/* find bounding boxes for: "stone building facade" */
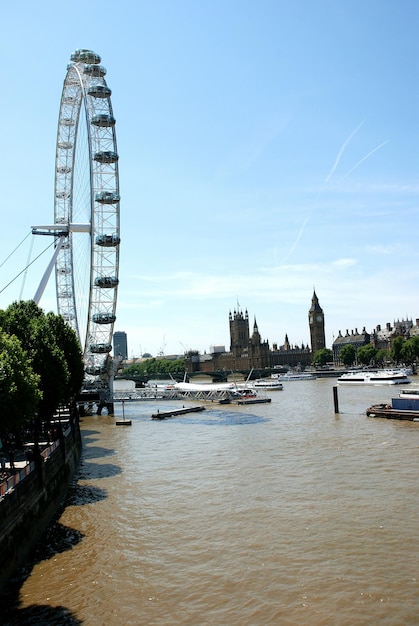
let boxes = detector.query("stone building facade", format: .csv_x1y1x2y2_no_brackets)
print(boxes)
308,290,326,353
332,328,371,365
332,317,419,365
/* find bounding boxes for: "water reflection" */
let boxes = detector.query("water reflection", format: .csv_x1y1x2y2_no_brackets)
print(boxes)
2,604,82,625
175,409,270,426
0,428,115,622
66,483,108,507
0,511,84,623
79,461,121,480
31,520,84,561
81,445,116,459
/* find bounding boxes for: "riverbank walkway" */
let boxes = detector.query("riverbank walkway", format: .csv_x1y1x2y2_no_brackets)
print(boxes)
0,433,68,499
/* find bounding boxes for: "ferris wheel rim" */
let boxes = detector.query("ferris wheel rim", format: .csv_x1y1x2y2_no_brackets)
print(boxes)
54,49,120,377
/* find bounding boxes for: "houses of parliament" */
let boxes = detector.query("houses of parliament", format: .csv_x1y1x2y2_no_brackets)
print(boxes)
184,291,325,374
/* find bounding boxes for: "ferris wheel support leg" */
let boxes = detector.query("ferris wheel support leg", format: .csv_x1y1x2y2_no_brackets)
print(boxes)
33,236,66,305
102,357,123,415
97,387,115,416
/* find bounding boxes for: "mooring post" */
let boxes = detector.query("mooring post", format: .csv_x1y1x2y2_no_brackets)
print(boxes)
333,386,339,413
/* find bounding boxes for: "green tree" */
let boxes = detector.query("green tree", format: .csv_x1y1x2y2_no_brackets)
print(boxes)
375,349,389,366
401,336,419,365
339,344,356,367
121,363,144,378
312,348,333,367
123,358,185,378
0,301,83,419
357,344,378,366
45,311,84,400
390,336,404,364
0,331,41,434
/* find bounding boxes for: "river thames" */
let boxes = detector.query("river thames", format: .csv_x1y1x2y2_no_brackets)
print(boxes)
3,377,419,625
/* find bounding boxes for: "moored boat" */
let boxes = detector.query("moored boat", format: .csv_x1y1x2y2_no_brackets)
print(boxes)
366,389,419,421
398,387,419,399
253,378,283,390
235,396,272,405
172,380,263,403
338,369,411,385
271,372,316,382
230,386,272,404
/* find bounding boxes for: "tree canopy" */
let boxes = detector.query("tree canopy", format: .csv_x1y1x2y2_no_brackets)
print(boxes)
123,358,185,378
312,348,333,367
375,349,389,365
0,331,41,434
356,344,378,366
0,300,84,429
400,336,419,365
45,311,84,400
390,336,404,364
339,344,356,367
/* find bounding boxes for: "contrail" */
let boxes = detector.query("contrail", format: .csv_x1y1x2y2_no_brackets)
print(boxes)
325,119,366,183
280,212,312,264
279,121,386,265
280,120,366,261
337,139,389,183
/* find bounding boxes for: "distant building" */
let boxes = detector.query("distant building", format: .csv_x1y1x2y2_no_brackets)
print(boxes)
308,290,326,353
210,345,226,354
184,296,317,374
229,308,250,355
372,323,394,351
408,319,419,338
113,331,128,359
332,317,418,365
269,338,311,369
181,292,419,374
332,328,370,365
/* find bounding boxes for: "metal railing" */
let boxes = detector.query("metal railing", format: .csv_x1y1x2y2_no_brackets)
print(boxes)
0,423,72,499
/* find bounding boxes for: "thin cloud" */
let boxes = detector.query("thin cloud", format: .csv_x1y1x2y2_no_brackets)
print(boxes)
331,258,357,268
365,243,398,255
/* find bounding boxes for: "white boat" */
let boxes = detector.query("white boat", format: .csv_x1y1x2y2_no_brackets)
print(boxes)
253,378,283,390
172,380,256,401
388,367,413,376
271,372,316,382
174,380,236,394
338,370,411,385
398,387,419,399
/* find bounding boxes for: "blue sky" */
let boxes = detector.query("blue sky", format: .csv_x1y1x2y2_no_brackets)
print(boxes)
0,0,418,357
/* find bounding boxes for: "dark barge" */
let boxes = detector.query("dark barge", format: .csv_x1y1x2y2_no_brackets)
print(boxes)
235,397,272,405
366,389,419,421
366,404,419,421
152,406,206,420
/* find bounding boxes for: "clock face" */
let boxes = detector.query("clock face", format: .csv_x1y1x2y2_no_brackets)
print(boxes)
316,315,323,322
309,316,314,323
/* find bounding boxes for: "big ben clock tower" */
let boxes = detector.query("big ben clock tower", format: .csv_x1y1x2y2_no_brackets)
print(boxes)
309,290,326,353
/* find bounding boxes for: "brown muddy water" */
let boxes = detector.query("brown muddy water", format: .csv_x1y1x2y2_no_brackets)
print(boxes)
2,378,419,625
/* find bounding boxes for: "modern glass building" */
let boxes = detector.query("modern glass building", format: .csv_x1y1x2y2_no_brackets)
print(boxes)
113,331,128,359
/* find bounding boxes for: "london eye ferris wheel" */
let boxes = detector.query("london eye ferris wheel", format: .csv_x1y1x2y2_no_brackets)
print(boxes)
34,49,120,380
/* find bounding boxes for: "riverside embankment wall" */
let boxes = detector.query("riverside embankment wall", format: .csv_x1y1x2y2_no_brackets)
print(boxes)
0,421,82,590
